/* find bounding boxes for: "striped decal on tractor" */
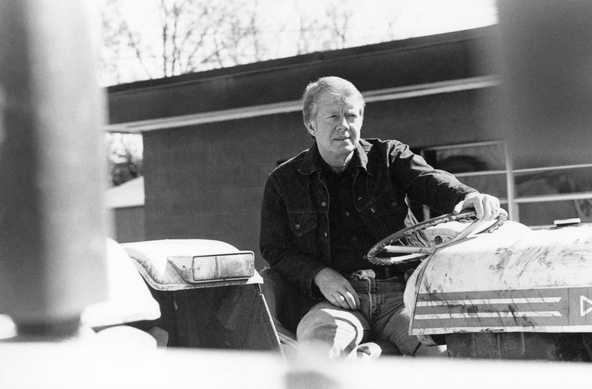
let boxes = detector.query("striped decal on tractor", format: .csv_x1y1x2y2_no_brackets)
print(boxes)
411,287,592,335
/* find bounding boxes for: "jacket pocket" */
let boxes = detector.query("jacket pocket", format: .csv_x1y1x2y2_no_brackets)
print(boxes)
288,212,317,237
366,189,408,235
373,189,406,216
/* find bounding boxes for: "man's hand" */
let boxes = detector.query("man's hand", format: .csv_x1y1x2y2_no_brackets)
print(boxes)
453,192,501,221
314,268,360,310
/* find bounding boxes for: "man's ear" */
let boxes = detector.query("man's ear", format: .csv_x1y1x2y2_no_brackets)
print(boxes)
306,122,316,137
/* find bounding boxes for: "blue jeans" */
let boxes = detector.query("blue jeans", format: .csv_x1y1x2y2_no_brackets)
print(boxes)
296,273,420,359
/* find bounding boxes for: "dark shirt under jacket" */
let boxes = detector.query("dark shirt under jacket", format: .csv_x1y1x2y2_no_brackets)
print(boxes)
321,154,377,276
260,138,476,299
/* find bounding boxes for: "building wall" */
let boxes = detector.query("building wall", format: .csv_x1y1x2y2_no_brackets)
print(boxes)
104,177,145,244
112,206,145,243
143,113,304,268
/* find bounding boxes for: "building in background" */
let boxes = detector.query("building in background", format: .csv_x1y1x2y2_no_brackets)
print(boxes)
106,26,592,268
105,177,145,243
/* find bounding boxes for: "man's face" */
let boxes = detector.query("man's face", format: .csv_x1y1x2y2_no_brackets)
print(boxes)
307,93,363,161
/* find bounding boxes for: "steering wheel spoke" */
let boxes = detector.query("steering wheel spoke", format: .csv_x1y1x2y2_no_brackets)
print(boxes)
367,209,507,266
381,246,435,255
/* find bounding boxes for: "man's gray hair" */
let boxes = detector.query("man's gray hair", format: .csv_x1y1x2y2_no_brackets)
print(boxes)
302,76,365,131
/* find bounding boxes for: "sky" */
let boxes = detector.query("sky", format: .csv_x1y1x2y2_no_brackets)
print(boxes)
105,0,498,85
266,0,498,44
260,0,498,57
118,0,498,43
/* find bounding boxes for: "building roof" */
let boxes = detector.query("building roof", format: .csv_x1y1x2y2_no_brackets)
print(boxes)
105,26,498,133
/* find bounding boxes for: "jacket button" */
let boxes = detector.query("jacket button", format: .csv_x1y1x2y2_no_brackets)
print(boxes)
323,232,328,238
321,201,327,207
295,224,301,230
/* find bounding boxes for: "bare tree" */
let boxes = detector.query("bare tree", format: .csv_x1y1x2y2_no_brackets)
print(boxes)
293,0,356,54
100,0,130,85
294,6,326,55
100,0,367,84
100,0,267,83
100,1,498,85
324,0,354,50
105,133,143,187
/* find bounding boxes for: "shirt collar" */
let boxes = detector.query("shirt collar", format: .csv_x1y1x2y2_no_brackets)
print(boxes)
299,139,370,175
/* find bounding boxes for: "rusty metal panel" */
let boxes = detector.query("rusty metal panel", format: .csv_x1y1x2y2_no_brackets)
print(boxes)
447,332,590,361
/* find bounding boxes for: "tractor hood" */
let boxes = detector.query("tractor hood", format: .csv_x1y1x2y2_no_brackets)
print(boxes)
409,222,592,335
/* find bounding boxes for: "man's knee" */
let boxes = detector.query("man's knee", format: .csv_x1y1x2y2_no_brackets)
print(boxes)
296,303,367,358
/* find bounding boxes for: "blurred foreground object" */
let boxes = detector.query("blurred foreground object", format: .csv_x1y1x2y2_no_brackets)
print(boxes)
0,343,590,389
497,0,592,168
0,0,109,337
82,239,160,329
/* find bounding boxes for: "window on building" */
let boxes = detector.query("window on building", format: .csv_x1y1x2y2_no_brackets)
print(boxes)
420,141,592,228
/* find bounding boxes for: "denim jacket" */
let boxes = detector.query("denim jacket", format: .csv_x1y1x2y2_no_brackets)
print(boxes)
259,138,475,298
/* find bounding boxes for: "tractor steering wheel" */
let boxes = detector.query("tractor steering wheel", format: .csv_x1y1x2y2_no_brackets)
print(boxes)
367,209,508,266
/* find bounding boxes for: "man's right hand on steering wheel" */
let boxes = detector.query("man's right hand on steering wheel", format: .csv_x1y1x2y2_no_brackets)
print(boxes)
454,192,501,221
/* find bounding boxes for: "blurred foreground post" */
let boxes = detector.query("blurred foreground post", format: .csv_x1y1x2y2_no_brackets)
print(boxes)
0,1,108,337
497,0,592,168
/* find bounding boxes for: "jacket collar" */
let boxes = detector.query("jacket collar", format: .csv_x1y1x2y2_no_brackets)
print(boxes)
298,139,371,175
